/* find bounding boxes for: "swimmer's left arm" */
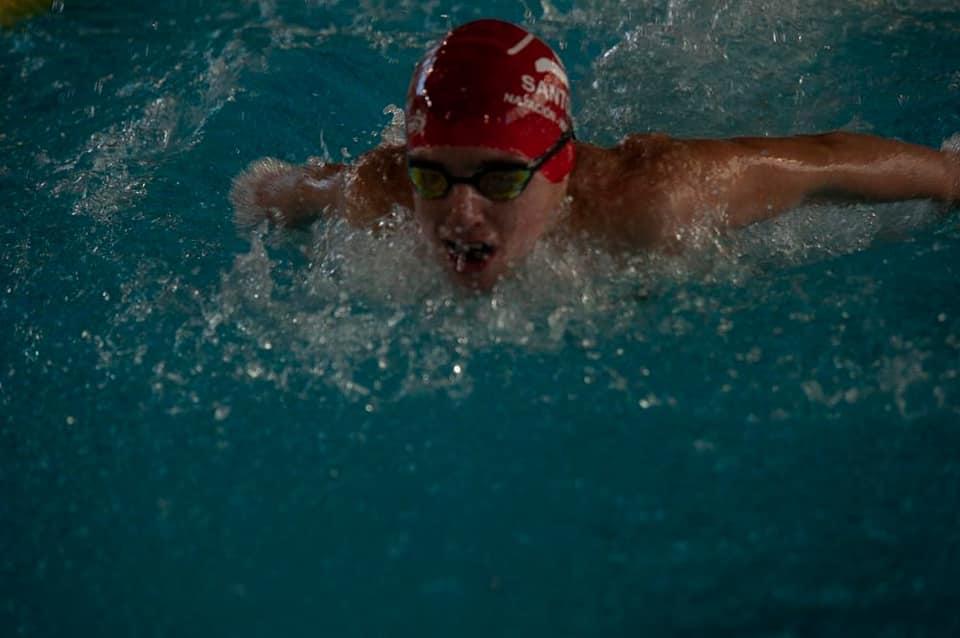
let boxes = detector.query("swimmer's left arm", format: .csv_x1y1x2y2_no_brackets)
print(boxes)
679,132,960,228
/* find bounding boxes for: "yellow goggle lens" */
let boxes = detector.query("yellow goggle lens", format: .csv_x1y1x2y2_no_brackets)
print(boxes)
476,170,531,201
409,166,448,199
407,164,534,201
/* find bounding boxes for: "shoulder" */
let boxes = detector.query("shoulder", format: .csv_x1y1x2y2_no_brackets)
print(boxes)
342,144,413,225
572,133,675,169
571,133,708,190
352,144,407,175
618,132,677,158
565,134,687,246
349,144,409,199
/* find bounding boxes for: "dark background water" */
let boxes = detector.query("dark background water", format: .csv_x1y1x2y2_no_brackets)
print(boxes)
3,1,960,636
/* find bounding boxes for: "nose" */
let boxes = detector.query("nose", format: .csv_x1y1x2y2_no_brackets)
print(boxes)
442,184,487,234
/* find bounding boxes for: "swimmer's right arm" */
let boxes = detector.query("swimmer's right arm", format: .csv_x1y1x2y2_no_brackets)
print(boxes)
229,145,412,229
230,157,346,228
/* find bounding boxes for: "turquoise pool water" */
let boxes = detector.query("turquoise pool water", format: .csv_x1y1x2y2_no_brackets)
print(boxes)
3,1,960,635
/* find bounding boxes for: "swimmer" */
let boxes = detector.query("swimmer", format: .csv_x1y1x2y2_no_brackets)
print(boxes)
231,19,960,290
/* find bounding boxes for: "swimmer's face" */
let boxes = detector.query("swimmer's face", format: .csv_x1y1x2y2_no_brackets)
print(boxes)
407,145,569,290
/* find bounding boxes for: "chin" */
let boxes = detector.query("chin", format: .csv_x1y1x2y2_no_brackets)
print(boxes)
446,262,506,291
458,273,502,291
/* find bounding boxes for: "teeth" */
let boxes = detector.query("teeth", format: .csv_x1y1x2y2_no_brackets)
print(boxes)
445,240,493,257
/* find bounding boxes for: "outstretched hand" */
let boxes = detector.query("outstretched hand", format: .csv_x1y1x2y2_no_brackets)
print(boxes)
230,158,346,229
942,134,960,207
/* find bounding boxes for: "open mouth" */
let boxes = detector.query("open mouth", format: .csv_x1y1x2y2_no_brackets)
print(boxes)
444,240,497,274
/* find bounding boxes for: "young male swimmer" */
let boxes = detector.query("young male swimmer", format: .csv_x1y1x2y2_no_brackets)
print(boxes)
231,19,960,290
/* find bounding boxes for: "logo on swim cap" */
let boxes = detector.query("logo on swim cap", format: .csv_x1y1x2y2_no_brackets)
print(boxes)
407,109,427,138
405,19,575,183
534,58,568,86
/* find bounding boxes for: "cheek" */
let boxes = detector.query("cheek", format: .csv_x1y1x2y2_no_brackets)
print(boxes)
510,193,563,236
412,200,436,230
496,204,552,257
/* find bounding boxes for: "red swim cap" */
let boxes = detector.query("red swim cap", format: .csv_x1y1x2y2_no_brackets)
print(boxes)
406,19,575,183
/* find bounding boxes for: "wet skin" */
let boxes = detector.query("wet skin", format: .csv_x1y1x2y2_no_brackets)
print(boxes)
231,133,960,288
405,145,569,290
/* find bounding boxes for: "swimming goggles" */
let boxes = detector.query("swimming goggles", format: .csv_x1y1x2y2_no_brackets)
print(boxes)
407,130,574,201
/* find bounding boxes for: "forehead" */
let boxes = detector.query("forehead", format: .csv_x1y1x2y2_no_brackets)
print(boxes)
406,145,531,170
